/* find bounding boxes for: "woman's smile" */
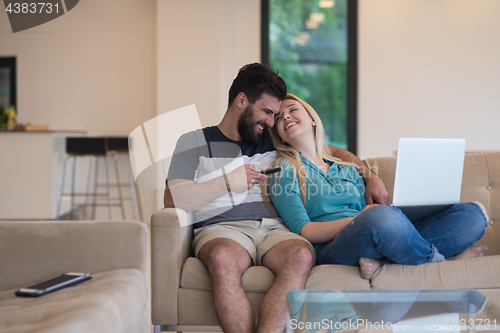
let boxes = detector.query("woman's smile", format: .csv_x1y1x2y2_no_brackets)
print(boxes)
285,121,298,131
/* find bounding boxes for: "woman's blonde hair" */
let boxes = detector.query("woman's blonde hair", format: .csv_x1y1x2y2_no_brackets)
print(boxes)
261,94,354,212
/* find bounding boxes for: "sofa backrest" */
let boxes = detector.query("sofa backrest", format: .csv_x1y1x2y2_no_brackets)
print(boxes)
364,152,499,255
0,220,149,292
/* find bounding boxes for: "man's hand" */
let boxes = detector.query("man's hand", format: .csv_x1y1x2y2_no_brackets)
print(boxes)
164,164,268,211
360,204,378,214
226,164,267,192
327,144,388,205
364,174,388,205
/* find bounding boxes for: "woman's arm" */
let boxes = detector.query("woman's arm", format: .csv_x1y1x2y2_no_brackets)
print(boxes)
328,145,388,205
268,164,313,236
299,204,378,243
299,218,355,244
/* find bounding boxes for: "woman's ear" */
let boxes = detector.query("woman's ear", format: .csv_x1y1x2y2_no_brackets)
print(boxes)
311,120,316,127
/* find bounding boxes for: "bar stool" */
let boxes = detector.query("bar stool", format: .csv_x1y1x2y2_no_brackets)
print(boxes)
56,137,142,221
107,137,143,221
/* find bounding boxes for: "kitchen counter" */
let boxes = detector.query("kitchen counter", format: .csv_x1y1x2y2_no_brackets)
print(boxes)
0,131,85,219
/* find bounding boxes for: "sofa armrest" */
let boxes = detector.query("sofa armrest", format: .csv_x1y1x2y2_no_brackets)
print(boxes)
0,220,149,292
151,208,194,325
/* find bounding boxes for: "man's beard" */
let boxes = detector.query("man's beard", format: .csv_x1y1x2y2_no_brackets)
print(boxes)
237,105,267,145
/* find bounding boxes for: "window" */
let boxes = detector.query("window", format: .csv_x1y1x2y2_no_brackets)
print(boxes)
0,57,17,111
262,0,357,153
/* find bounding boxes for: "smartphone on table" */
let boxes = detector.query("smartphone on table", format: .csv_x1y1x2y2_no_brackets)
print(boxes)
15,272,91,297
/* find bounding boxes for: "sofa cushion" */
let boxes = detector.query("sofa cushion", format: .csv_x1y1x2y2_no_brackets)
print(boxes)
305,264,371,290
476,225,500,256
180,257,371,293
370,256,500,290
181,257,276,293
0,269,147,333
177,288,265,326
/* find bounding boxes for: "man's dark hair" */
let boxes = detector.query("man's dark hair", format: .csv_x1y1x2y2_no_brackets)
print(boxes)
228,63,287,107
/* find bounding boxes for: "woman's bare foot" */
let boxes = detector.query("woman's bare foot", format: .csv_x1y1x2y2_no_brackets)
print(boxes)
359,257,384,280
445,245,488,261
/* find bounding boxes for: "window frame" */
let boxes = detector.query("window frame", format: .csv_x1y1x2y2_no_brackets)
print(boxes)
261,0,358,154
0,57,17,112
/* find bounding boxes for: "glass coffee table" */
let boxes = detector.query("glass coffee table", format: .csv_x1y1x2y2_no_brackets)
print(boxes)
286,289,495,333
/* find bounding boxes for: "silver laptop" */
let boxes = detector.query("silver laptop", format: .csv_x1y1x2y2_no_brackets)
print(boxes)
392,138,466,222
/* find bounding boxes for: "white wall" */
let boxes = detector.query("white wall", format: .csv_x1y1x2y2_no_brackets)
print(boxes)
3,0,499,217
156,0,261,210
156,0,500,163
156,0,261,124
0,0,157,136
358,0,500,158
0,0,158,221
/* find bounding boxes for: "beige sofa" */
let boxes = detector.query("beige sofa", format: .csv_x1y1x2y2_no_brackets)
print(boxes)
151,152,500,333
0,220,150,333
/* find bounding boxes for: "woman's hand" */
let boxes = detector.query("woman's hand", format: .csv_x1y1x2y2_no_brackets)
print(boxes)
300,217,355,244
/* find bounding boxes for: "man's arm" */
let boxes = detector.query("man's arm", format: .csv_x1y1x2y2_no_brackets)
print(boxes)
164,164,267,212
164,178,228,212
328,145,388,205
164,129,259,212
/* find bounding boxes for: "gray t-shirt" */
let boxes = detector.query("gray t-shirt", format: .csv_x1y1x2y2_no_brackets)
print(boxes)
166,126,282,228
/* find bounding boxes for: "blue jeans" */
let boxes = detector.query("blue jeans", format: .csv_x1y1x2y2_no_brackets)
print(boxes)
315,203,488,266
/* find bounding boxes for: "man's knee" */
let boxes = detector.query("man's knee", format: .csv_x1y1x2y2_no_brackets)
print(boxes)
290,242,315,270
200,239,251,274
265,240,315,274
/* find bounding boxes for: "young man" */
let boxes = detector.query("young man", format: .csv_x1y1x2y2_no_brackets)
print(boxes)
164,63,387,333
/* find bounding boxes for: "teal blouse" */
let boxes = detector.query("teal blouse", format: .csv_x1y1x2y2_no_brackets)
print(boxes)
269,153,367,250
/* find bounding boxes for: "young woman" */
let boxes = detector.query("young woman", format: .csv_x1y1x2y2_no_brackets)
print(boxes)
263,94,488,279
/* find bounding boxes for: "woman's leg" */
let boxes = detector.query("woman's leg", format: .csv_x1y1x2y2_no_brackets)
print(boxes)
315,205,443,267
413,202,488,258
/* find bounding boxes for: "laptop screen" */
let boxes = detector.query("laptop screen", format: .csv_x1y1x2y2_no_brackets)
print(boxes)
392,138,465,206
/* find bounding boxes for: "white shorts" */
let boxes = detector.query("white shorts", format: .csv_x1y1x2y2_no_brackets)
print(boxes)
192,218,311,265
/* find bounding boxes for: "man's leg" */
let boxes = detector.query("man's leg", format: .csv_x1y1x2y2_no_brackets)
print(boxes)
198,238,254,333
256,239,315,333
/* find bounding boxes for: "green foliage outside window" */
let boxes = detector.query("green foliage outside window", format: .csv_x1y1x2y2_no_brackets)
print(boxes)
269,0,348,148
